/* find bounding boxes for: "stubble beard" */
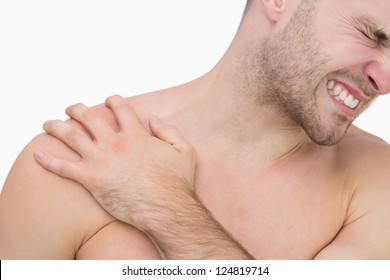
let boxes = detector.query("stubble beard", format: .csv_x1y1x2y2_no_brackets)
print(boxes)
253,0,353,146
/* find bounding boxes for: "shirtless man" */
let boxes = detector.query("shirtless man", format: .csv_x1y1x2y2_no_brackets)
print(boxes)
1,0,390,259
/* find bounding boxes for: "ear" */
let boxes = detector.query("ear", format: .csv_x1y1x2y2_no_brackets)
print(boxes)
262,0,286,22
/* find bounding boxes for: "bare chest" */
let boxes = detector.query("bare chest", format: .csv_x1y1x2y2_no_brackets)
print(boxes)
194,153,350,259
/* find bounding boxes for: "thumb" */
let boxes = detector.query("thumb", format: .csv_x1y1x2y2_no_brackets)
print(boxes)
149,116,192,152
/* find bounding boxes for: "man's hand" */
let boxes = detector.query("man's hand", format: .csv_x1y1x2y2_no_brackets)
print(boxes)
34,95,252,259
34,95,196,229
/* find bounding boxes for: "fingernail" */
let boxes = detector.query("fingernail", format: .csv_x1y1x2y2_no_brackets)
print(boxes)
34,150,44,161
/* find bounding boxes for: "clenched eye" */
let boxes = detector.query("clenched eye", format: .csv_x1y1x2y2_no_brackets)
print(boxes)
357,24,380,47
354,17,389,49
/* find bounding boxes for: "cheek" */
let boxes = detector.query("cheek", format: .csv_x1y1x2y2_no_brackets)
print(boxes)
314,5,377,72
320,36,377,73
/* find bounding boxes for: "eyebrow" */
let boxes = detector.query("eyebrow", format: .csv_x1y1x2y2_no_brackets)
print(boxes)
355,16,390,49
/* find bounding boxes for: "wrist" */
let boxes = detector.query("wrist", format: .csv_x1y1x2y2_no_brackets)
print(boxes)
140,189,199,234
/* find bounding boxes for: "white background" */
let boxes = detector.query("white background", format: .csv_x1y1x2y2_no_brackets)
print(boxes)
1,0,389,192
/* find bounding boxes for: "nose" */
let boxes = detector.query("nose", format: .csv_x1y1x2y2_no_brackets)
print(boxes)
363,61,390,95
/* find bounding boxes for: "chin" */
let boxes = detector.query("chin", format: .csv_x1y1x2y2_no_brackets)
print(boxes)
310,134,344,146
305,122,351,147
307,105,356,145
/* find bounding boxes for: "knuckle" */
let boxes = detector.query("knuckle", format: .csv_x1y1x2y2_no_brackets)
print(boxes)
66,103,81,113
66,103,87,118
106,94,125,108
80,108,97,123
106,95,120,104
64,127,80,143
52,160,66,176
43,120,58,133
110,94,122,100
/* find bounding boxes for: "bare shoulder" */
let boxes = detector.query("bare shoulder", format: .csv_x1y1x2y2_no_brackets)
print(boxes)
342,125,390,173
0,132,113,259
316,125,390,259
0,98,161,259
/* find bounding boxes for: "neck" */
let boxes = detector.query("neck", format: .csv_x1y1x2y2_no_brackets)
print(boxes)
147,3,312,161
162,56,310,162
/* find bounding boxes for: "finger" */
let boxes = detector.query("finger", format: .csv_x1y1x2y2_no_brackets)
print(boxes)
43,120,94,158
34,149,84,183
149,116,194,154
104,95,147,138
66,103,112,141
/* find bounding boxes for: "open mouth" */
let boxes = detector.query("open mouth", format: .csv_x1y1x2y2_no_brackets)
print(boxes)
327,80,360,109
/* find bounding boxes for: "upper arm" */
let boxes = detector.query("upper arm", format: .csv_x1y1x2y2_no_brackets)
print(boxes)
0,133,114,259
315,146,390,259
315,208,390,259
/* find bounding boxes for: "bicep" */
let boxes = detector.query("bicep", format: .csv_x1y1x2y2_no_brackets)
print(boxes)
0,134,113,259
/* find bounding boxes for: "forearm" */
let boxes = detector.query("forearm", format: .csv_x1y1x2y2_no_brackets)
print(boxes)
142,191,254,260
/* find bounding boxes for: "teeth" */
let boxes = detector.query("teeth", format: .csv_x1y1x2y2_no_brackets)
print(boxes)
327,80,335,90
344,95,354,106
327,80,360,109
339,90,347,100
350,99,359,109
333,86,342,96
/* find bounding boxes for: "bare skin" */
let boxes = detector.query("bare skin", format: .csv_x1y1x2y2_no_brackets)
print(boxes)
1,0,390,259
